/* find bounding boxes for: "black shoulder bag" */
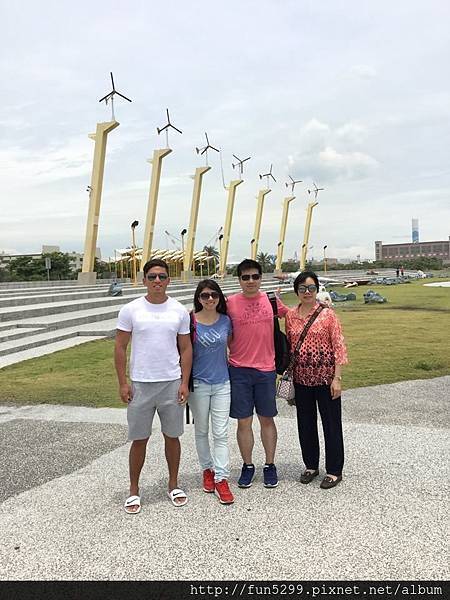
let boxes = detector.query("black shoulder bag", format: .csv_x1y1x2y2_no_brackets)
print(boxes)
267,292,290,375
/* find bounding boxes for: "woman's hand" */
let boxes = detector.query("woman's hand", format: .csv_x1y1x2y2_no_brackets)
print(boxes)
330,377,342,400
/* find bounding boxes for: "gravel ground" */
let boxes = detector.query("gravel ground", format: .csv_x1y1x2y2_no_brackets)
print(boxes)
0,376,448,581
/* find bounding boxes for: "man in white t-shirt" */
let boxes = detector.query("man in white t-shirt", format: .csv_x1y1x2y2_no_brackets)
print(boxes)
115,259,192,513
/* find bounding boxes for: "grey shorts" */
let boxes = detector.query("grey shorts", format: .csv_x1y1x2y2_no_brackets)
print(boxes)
127,379,184,440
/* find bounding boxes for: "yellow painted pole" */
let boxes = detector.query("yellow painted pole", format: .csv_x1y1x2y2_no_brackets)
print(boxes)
219,179,243,276
141,148,172,266
275,195,295,273
300,201,318,270
182,166,211,281
79,120,120,284
251,189,271,260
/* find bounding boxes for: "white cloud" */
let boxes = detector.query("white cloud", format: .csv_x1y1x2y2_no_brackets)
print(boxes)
335,122,368,145
288,119,378,183
349,64,377,79
318,146,379,180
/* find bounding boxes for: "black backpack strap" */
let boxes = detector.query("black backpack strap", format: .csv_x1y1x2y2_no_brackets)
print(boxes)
267,291,278,317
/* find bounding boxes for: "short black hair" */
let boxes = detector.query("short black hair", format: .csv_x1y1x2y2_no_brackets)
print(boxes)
237,259,262,278
193,279,227,314
293,270,320,295
143,259,169,276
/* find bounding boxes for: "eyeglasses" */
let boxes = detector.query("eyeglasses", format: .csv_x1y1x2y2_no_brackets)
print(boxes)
199,291,220,300
240,273,261,281
146,273,168,281
297,284,317,293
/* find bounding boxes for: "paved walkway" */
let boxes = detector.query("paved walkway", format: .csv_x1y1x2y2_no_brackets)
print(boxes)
0,376,448,581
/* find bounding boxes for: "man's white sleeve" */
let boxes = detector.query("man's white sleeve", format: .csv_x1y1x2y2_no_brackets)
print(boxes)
178,308,191,335
117,304,133,332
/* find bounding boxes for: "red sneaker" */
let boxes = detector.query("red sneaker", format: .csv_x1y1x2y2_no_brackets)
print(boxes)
203,469,215,493
214,479,234,504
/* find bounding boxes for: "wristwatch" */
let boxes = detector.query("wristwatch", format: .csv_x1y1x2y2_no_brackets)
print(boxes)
333,375,342,381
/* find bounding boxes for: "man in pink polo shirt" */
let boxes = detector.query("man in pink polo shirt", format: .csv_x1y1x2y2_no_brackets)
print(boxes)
227,259,288,489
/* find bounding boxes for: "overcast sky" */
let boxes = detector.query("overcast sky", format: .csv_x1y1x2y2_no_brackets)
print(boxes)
1,0,449,262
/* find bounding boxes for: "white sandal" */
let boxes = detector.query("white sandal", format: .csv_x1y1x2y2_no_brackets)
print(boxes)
167,488,188,507
124,495,141,514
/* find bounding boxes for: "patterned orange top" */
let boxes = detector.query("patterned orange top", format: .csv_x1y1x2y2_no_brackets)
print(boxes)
285,302,348,386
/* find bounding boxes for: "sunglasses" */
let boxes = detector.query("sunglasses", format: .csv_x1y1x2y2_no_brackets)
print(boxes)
146,273,168,281
240,273,261,281
199,291,220,301
297,284,317,293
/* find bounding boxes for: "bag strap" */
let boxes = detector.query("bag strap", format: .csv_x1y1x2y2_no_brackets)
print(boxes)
287,304,324,372
189,310,197,343
267,291,278,317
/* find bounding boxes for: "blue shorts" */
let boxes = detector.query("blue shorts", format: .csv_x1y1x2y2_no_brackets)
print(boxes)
229,366,277,419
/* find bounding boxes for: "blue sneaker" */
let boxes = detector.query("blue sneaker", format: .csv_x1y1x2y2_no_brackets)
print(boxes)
263,463,278,488
238,463,255,488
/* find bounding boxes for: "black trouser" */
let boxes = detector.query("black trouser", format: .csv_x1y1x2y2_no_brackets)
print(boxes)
294,383,344,476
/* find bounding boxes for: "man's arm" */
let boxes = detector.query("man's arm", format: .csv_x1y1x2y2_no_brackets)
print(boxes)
114,329,132,403
177,333,192,405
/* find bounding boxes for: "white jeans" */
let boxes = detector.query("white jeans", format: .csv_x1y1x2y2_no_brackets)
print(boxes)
188,380,231,482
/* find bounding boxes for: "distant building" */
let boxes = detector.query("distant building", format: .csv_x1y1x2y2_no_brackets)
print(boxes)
411,218,419,243
0,252,41,268
0,245,102,272
375,238,450,265
41,245,60,254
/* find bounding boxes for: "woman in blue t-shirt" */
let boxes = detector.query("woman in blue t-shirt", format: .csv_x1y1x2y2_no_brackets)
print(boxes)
188,279,234,504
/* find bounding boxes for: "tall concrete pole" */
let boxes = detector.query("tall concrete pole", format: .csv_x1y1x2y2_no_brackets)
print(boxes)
78,120,119,285
140,148,172,269
251,189,271,260
300,201,318,270
182,166,211,281
219,179,243,276
275,195,295,274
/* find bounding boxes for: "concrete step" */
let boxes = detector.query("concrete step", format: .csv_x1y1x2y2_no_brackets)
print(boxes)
0,328,90,357
0,327,45,343
0,281,285,361
0,336,100,369
0,292,140,323
0,284,110,297
0,286,147,309
0,279,270,322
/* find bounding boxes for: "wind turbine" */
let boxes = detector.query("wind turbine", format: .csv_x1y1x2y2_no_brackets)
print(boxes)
285,175,302,194
196,132,219,166
232,154,251,177
308,182,325,200
259,164,276,188
157,108,182,148
98,72,132,120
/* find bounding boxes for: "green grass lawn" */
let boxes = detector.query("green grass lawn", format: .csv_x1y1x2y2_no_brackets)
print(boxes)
1,278,449,407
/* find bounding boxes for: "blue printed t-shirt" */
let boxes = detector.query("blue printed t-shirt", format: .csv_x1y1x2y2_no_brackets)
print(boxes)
192,313,232,384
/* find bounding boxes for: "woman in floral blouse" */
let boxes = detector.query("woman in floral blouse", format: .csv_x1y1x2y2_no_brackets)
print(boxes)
285,271,348,489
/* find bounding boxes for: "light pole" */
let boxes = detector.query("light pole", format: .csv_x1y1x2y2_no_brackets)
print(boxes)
323,245,328,274
131,220,139,285
181,228,187,276
250,238,256,258
218,234,224,277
